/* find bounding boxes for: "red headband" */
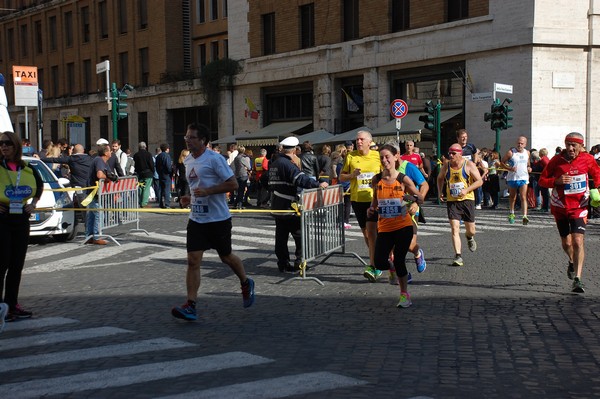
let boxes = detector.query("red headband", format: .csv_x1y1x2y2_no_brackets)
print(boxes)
565,136,584,145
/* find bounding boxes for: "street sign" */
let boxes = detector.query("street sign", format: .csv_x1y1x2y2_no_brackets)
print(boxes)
96,60,110,74
13,65,39,107
395,118,402,130
494,83,513,94
390,99,408,119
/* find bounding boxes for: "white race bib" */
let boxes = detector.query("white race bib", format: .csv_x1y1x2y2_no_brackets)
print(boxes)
357,172,375,190
564,174,586,195
377,198,406,218
191,198,209,219
450,182,465,197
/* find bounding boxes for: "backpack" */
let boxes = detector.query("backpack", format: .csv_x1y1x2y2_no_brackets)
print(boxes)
125,156,135,175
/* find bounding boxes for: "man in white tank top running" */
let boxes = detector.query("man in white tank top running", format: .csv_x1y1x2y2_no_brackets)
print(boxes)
502,136,532,225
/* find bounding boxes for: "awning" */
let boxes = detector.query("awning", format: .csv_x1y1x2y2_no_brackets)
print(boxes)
312,126,369,145
211,132,250,144
237,120,312,146
297,129,334,144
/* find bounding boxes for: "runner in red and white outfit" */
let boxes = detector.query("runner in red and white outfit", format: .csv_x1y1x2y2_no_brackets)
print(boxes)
538,132,600,293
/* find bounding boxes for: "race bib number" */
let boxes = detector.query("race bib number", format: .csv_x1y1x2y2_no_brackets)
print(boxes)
357,172,375,190
450,182,465,197
377,198,406,218
564,174,586,195
191,198,209,219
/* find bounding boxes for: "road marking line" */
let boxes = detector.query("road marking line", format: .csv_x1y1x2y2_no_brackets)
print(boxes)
156,371,368,399
0,327,133,351
2,317,79,332
0,337,195,373
0,352,273,399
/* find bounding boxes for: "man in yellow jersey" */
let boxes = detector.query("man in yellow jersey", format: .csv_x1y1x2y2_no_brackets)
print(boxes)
437,143,483,266
339,130,383,281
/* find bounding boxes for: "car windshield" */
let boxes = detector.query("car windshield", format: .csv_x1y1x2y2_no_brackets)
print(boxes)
27,159,58,184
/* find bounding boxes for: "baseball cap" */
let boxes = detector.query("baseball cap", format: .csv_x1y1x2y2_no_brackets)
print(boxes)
280,136,299,148
345,140,353,146
96,138,110,145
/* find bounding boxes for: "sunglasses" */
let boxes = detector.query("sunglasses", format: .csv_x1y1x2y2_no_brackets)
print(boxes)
0,140,14,146
448,151,459,156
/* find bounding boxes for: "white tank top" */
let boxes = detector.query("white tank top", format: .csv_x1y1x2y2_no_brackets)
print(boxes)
507,149,529,181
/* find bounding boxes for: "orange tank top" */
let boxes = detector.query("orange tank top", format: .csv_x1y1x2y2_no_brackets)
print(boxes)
375,176,413,233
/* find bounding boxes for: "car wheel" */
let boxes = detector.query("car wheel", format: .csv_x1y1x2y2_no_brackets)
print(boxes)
54,220,78,242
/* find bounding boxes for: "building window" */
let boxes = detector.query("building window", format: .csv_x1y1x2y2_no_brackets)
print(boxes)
0,33,3,62
81,6,90,43
83,59,92,94
49,16,57,50
118,0,128,34
265,88,313,123
100,115,109,140
64,11,73,47
119,52,129,84
196,0,205,23
99,0,108,39
223,0,227,17
51,120,58,144
35,20,43,53
67,63,75,95
210,41,219,61
210,0,218,20
139,47,149,86
447,0,468,22
262,13,275,55
138,0,148,29
198,43,206,69
343,0,359,41
138,112,148,144
7,28,14,60
19,24,28,57
391,0,409,32
223,39,228,58
300,4,314,49
38,68,44,92
51,65,59,98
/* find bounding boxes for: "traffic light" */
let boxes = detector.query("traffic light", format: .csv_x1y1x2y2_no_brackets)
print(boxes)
484,99,505,130
115,90,128,120
419,100,435,130
503,98,513,129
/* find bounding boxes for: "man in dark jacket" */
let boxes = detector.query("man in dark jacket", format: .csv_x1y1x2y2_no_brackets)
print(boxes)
155,143,173,208
269,136,328,272
299,141,320,180
41,143,93,214
133,141,155,207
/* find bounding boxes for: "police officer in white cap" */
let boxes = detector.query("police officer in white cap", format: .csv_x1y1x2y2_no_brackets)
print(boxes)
268,136,328,272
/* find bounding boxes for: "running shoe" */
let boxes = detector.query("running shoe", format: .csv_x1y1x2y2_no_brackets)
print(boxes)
363,266,382,282
242,278,255,308
572,277,585,293
11,304,32,319
407,272,413,284
388,270,399,285
396,292,412,308
467,237,477,252
0,303,8,333
415,249,427,273
508,213,515,224
522,215,530,225
344,223,352,229
171,301,197,321
567,262,575,280
475,204,482,210
452,255,464,266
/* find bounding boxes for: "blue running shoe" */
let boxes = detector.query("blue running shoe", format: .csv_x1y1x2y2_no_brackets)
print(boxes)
171,301,197,321
415,249,427,273
242,278,255,308
407,272,413,284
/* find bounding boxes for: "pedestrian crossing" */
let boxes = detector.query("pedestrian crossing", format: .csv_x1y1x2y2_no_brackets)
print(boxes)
0,317,366,398
24,211,558,275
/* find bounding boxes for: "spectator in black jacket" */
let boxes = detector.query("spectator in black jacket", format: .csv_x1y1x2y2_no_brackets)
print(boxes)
133,142,155,208
299,141,320,180
155,143,173,208
41,143,93,210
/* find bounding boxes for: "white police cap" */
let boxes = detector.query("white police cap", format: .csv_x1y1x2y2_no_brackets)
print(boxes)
280,136,299,148
96,138,110,145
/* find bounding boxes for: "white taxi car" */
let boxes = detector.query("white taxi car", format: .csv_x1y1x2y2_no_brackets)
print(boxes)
25,156,77,241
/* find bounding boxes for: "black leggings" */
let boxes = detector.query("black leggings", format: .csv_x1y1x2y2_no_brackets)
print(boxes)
373,226,413,278
0,214,30,308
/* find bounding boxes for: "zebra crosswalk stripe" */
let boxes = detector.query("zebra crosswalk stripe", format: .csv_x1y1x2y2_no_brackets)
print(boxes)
0,337,195,373
155,371,368,399
1,352,274,399
0,326,132,351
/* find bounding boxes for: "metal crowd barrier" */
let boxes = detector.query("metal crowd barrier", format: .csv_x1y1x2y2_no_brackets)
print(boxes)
288,184,367,286
89,176,149,245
